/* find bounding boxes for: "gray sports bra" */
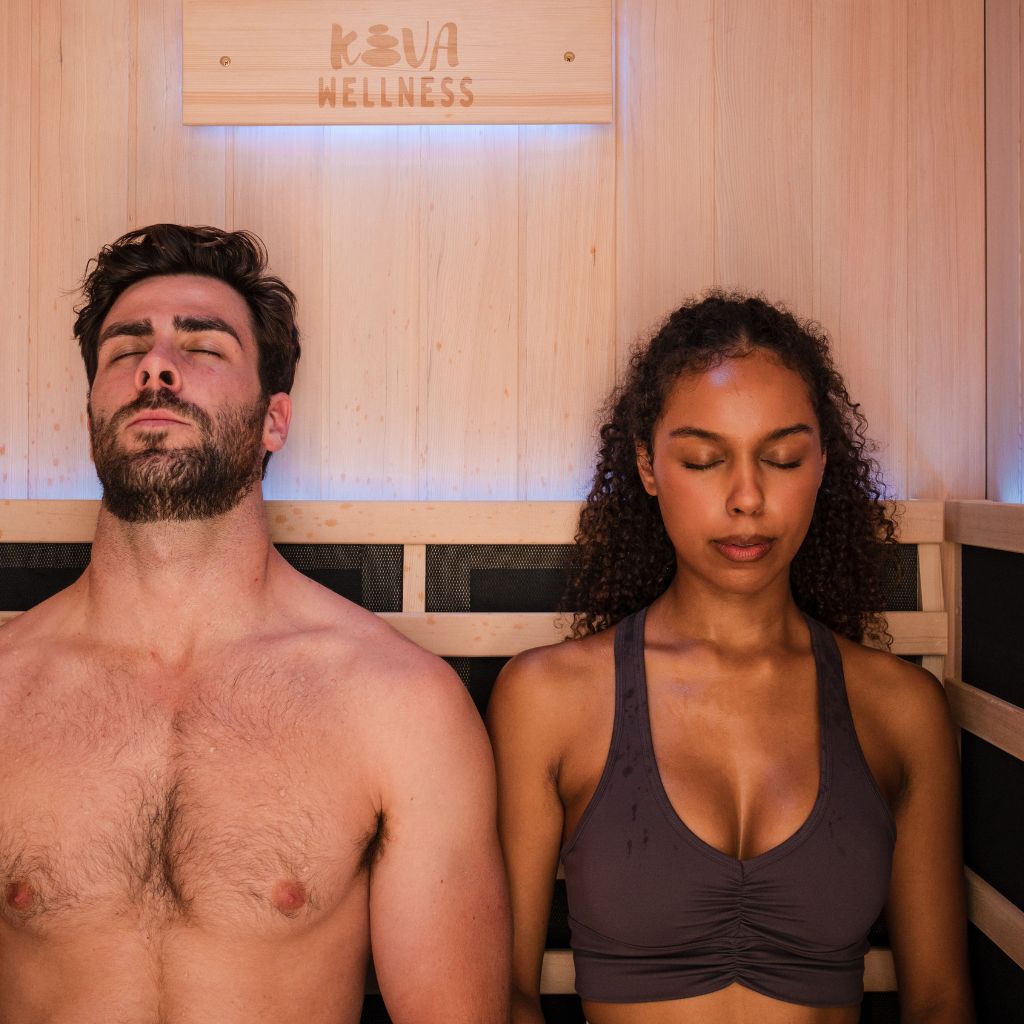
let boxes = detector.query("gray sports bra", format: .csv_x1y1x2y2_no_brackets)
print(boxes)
561,608,896,1007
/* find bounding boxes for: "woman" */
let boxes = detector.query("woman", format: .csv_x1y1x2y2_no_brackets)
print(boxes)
487,294,973,1023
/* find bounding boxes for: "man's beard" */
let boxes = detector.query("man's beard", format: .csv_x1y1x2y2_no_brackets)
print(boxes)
89,390,269,523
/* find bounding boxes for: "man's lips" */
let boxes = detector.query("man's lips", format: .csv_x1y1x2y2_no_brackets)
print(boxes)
712,536,775,562
127,414,189,429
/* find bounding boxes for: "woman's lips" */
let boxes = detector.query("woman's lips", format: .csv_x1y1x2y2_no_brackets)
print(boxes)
712,538,774,562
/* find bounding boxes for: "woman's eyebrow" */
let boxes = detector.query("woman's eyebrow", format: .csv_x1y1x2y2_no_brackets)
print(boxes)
667,423,815,441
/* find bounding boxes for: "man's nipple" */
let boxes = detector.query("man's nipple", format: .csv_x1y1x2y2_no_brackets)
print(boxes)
5,880,36,913
271,879,307,917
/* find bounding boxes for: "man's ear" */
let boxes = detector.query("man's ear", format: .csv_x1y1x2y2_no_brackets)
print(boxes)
636,442,657,496
263,392,292,453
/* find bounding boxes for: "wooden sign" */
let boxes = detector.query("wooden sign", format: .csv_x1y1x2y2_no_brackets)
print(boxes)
182,1,613,125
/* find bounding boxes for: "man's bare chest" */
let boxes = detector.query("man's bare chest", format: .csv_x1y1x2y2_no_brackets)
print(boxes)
0,660,370,934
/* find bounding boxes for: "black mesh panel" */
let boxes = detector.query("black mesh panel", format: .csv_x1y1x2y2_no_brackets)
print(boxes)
0,543,92,609
274,544,403,612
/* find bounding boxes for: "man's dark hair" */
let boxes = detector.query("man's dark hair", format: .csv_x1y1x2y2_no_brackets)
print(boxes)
74,224,300,396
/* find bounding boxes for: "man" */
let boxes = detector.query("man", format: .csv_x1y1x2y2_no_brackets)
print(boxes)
0,224,510,1023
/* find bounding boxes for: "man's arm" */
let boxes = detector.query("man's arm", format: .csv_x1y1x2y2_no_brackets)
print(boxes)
368,657,511,1024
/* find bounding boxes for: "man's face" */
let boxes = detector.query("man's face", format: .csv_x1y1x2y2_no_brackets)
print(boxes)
88,274,290,523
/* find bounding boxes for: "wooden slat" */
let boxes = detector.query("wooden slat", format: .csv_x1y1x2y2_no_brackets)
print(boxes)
0,499,944,544
985,0,1024,503
0,0,31,498
418,127,519,499
233,125,327,500
812,0,909,497
538,948,897,994
715,0,813,315
32,0,132,499
946,679,1024,762
966,868,1024,970
519,123,615,498
182,0,614,126
614,0,714,366
402,544,427,613
944,500,1024,554
378,611,943,658
131,0,227,227
918,541,945,680
907,0,986,498
322,126,421,499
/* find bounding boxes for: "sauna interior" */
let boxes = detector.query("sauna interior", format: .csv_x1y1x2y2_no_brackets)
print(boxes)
0,1,1022,1021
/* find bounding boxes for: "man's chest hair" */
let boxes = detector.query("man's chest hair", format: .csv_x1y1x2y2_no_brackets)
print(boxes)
0,659,367,932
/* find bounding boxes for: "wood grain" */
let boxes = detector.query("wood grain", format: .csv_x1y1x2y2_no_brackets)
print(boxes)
232,125,327,499
519,124,615,498
31,0,133,498
907,0,985,498
714,0,813,314
614,0,715,366
131,0,227,228
966,868,1024,970
322,126,421,499
418,126,519,498
944,499,1024,553
0,1,31,497
946,679,1024,762
182,0,613,126
986,0,1024,502
812,0,909,496
0,498,941,544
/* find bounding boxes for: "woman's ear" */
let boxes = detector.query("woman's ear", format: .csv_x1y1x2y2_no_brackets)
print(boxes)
636,442,657,496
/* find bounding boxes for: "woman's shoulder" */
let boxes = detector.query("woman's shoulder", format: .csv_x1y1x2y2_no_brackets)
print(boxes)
487,622,617,734
835,632,958,768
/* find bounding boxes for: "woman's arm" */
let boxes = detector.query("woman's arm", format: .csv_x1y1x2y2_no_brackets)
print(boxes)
487,651,569,1024
883,663,974,1023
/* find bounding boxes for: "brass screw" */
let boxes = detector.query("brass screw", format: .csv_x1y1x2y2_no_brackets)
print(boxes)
563,51,575,62
220,55,231,67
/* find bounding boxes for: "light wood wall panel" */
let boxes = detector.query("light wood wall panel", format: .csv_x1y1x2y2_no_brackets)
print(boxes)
418,127,519,499
907,0,986,499
987,0,1024,502
614,0,715,363
0,2,31,497
31,0,132,498
714,0,813,315
233,127,327,498
2,0,988,502
812,1,909,495
131,0,227,228
322,127,422,499
519,125,615,498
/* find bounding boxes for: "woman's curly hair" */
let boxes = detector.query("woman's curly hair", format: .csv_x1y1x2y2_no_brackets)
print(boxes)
564,291,898,646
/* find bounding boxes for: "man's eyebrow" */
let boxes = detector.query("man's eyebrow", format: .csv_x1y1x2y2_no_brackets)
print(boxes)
667,423,815,442
173,314,242,347
98,319,153,345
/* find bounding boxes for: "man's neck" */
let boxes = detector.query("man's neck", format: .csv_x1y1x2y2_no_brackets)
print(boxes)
80,489,278,659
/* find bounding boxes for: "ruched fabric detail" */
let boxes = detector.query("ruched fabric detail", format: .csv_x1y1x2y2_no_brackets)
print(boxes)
561,609,895,1008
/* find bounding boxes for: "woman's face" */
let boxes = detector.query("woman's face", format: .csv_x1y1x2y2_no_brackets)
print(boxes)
637,348,826,596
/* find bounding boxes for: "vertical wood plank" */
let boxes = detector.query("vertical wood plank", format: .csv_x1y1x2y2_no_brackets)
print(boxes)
402,543,426,613
907,0,985,498
131,0,227,228
419,126,518,499
0,1,32,497
813,0,909,497
232,127,326,499
322,127,421,499
986,0,1024,502
714,0,813,314
519,125,615,499
31,0,132,498
615,0,715,365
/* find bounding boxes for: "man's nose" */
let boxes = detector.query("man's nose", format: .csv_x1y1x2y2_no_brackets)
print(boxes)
134,349,181,393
